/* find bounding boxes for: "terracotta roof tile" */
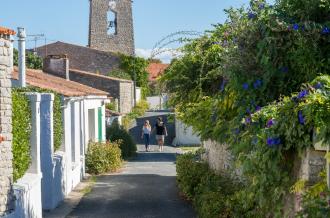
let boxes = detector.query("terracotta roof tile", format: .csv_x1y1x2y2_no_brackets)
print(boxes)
12,67,108,97
0,27,16,35
147,63,169,81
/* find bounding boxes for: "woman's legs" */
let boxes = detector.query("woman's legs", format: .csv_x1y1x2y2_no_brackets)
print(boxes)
144,134,150,151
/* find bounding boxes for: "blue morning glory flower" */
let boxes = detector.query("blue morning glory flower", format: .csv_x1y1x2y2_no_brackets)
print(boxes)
267,137,281,147
280,66,289,73
234,128,240,135
245,117,252,124
298,110,305,125
293,24,299,31
258,3,265,9
266,119,275,128
243,83,249,90
313,82,323,89
297,90,309,99
253,79,262,89
267,138,274,146
246,108,251,114
322,26,330,35
255,106,261,111
248,12,256,19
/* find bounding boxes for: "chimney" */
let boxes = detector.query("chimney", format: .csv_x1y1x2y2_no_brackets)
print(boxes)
43,54,70,80
17,27,26,87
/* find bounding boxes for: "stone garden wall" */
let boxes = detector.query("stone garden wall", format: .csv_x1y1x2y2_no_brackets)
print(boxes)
0,31,15,217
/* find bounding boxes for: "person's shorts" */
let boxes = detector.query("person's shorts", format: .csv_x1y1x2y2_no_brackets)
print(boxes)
156,135,165,141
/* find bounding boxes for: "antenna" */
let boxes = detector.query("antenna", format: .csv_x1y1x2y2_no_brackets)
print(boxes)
27,34,45,54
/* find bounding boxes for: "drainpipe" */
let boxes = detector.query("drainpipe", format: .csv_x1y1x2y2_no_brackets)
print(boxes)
17,27,26,87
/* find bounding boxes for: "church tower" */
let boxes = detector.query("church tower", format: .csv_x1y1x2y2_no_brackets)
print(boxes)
88,0,135,55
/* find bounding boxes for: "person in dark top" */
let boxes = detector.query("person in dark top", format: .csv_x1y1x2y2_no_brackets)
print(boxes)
153,117,167,152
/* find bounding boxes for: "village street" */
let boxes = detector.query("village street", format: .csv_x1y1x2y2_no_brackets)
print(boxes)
67,144,196,218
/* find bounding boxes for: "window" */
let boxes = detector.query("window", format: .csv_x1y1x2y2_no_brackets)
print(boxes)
107,10,117,35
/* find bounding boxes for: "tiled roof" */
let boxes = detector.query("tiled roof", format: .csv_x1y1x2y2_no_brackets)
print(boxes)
147,63,169,81
0,27,15,35
35,41,121,76
12,67,108,97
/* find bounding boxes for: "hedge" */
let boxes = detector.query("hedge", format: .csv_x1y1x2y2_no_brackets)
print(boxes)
12,89,32,182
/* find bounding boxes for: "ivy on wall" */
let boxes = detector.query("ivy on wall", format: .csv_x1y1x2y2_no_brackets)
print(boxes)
12,89,31,182
16,87,64,151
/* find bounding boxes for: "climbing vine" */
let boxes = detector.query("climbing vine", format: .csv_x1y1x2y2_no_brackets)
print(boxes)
161,0,330,216
12,89,31,182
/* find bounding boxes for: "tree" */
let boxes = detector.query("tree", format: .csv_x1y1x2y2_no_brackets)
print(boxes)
13,48,43,70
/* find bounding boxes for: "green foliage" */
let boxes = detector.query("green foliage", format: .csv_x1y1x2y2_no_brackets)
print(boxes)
13,49,43,69
86,141,122,175
105,102,117,111
122,100,150,130
16,87,64,150
106,121,137,159
108,70,132,80
296,172,330,218
162,0,330,216
176,151,242,218
12,89,32,182
118,54,150,97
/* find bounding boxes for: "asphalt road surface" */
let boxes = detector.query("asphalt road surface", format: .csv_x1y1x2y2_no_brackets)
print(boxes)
67,144,196,218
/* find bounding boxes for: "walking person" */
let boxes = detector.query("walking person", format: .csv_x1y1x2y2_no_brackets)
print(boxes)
141,120,151,152
154,117,168,152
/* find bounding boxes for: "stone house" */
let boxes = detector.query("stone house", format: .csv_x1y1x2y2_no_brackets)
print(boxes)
42,55,134,113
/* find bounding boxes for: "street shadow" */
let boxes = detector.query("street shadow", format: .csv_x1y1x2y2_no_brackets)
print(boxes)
130,151,177,163
67,174,196,218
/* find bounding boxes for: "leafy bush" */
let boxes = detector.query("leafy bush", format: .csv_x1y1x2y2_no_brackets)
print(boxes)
106,102,117,111
108,70,131,80
14,49,43,69
12,89,32,182
176,151,242,218
86,141,122,175
106,121,137,159
16,87,63,151
162,0,330,216
122,100,149,130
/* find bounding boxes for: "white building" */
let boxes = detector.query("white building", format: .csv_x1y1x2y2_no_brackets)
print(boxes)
11,67,108,214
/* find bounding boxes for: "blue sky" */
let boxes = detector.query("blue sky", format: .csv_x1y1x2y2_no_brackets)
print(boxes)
0,0,252,61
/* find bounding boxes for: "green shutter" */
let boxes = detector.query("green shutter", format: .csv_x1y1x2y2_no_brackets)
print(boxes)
98,107,102,142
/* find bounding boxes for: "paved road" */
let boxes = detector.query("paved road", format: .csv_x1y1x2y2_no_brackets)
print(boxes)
67,145,196,218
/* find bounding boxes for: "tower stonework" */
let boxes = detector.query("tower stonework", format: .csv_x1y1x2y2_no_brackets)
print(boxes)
89,0,135,55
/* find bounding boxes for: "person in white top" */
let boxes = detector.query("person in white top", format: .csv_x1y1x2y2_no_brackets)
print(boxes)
141,120,151,152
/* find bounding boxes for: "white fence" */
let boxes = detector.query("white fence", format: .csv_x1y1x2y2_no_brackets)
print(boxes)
6,93,106,218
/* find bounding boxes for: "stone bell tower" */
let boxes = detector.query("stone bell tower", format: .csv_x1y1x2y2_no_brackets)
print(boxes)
88,0,135,55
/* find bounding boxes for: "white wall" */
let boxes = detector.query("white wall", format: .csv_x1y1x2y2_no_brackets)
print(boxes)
173,119,201,146
136,87,141,103
147,95,168,110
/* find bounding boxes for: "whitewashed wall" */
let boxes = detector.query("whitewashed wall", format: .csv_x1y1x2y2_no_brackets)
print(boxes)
173,119,201,146
147,95,168,110
136,87,141,103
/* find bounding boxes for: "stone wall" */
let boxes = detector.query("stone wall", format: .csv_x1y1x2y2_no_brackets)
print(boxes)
202,140,327,215
36,41,121,76
68,69,133,113
0,34,15,216
89,0,135,55
202,140,240,176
